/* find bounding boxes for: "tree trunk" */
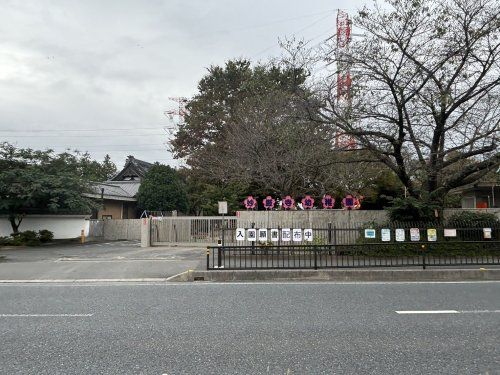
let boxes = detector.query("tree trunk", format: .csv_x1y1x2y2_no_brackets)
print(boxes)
8,214,22,234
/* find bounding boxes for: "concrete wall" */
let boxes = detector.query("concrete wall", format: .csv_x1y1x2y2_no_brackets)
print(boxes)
87,219,142,241
0,215,90,239
237,210,389,228
237,208,500,228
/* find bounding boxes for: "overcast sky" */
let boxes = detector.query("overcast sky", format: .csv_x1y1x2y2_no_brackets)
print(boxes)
0,0,365,169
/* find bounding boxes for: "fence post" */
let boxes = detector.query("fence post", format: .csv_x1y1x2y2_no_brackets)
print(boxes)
422,244,426,270
217,240,222,268
314,247,318,270
328,222,332,244
251,222,255,254
221,220,225,247
207,247,210,270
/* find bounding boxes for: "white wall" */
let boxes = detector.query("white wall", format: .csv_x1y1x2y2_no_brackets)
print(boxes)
0,215,90,239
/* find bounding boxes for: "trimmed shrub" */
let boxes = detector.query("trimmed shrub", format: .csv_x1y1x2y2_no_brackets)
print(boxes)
38,229,54,243
388,197,438,223
446,211,499,227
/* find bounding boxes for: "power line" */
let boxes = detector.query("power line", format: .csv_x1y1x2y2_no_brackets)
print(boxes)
0,127,164,133
1,133,166,138
251,12,333,58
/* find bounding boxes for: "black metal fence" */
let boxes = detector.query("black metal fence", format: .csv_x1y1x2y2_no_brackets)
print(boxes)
208,221,500,270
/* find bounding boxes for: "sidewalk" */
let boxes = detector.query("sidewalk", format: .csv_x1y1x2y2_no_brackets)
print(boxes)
170,267,500,282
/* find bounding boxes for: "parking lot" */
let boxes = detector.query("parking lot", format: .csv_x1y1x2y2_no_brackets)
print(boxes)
0,241,204,281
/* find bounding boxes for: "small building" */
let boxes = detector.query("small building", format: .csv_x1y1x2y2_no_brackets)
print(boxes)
454,181,499,209
85,156,152,219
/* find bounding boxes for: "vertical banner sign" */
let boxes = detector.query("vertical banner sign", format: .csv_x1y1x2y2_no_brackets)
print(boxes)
427,229,437,242
247,229,257,242
258,229,268,242
381,228,391,242
235,228,245,241
395,228,405,242
292,229,302,242
281,228,291,242
303,229,313,242
483,228,492,239
410,228,420,241
270,229,279,242
364,229,376,239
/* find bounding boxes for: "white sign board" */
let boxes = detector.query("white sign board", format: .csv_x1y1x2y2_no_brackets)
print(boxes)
395,228,405,242
281,228,291,242
303,229,313,242
444,229,457,237
270,229,279,242
364,229,376,239
381,228,391,242
258,229,268,242
247,229,257,242
235,228,245,241
483,228,492,239
218,201,228,215
292,229,302,242
410,228,420,241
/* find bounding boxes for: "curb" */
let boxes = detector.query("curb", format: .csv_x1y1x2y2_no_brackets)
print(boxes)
168,268,500,282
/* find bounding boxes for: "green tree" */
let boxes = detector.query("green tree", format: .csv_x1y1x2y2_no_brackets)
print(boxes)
0,143,98,233
137,164,189,213
171,59,309,162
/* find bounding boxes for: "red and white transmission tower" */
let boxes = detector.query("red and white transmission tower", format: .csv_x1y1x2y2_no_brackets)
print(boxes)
164,96,188,125
335,10,356,149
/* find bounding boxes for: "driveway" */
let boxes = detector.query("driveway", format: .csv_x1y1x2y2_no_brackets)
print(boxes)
0,241,204,281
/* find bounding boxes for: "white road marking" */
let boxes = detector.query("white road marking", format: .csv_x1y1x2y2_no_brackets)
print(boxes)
396,310,500,314
396,310,458,314
0,314,93,317
0,280,499,286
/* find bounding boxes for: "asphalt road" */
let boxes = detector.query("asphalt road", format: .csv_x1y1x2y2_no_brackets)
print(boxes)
0,281,499,374
0,241,204,280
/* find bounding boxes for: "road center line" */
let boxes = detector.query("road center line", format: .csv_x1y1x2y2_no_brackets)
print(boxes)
396,310,500,314
0,314,93,317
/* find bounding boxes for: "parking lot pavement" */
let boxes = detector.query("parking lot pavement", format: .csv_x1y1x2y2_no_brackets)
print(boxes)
0,241,205,281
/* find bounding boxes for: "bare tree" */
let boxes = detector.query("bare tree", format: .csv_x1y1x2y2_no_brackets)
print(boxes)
307,0,499,205
189,91,380,197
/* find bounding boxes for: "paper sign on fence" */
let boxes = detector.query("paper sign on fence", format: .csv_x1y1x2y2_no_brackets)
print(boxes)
292,229,302,242
410,228,420,241
270,229,279,242
235,228,245,241
381,228,391,242
247,229,257,242
365,229,376,239
427,228,437,242
395,228,405,242
281,228,291,242
258,229,268,242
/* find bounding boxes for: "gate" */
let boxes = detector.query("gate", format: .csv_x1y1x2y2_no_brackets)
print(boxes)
207,221,500,270
150,216,237,245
